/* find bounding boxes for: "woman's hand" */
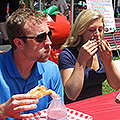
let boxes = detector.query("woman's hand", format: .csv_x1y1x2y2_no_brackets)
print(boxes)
0,94,39,119
98,40,112,64
77,40,98,64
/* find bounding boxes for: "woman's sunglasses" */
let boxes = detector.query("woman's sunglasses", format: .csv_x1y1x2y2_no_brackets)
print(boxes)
17,30,52,42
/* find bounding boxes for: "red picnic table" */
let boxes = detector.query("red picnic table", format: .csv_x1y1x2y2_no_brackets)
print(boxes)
66,90,120,120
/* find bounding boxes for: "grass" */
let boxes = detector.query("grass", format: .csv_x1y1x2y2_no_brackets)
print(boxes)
102,50,120,94
102,80,117,94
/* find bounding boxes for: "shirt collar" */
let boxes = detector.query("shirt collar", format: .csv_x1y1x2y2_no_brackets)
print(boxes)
5,48,45,78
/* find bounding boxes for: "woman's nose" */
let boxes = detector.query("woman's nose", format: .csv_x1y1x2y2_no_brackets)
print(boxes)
94,29,100,36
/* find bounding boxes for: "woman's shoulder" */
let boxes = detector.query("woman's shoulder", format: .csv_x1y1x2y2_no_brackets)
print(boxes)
60,47,78,58
58,47,78,69
61,47,77,54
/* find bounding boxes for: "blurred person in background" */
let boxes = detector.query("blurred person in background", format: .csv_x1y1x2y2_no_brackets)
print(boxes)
51,0,69,16
0,0,19,45
23,0,34,9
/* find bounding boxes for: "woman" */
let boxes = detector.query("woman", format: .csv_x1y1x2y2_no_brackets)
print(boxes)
58,9,120,104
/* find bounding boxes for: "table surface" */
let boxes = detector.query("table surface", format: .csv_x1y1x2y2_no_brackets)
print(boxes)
66,90,120,120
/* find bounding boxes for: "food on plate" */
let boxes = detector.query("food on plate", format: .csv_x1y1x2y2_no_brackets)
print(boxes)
28,85,56,99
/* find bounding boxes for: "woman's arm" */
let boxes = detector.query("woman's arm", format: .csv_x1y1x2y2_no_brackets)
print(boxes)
99,40,120,90
103,60,120,90
60,40,98,100
60,61,85,100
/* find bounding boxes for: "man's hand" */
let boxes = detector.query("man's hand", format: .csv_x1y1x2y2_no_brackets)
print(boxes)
0,94,39,119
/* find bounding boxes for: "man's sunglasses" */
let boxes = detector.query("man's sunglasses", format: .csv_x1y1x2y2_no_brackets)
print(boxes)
17,30,52,42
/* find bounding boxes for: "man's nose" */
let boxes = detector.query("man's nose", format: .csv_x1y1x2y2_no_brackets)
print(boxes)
44,35,52,45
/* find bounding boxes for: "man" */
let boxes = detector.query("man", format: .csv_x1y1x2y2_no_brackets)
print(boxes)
51,0,69,16
0,8,64,120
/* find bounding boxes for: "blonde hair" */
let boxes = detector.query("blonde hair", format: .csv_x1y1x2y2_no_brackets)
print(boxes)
61,9,105,49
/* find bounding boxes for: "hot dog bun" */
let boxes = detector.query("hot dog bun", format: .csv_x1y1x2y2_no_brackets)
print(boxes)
28,85,56,99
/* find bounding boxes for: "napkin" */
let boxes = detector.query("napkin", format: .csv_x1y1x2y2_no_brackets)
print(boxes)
116,92,120,102
22,108,93,120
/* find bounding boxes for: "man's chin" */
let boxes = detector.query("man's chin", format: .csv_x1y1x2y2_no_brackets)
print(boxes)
37,60,48,62
37,57,49,62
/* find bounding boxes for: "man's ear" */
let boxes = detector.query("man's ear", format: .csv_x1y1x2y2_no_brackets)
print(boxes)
13,38,24,48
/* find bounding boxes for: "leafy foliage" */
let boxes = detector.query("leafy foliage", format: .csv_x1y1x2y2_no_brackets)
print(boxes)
102,80,116,94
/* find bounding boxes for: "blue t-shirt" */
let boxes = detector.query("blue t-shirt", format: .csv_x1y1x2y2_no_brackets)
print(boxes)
0,49,64,120
58,47,107,104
